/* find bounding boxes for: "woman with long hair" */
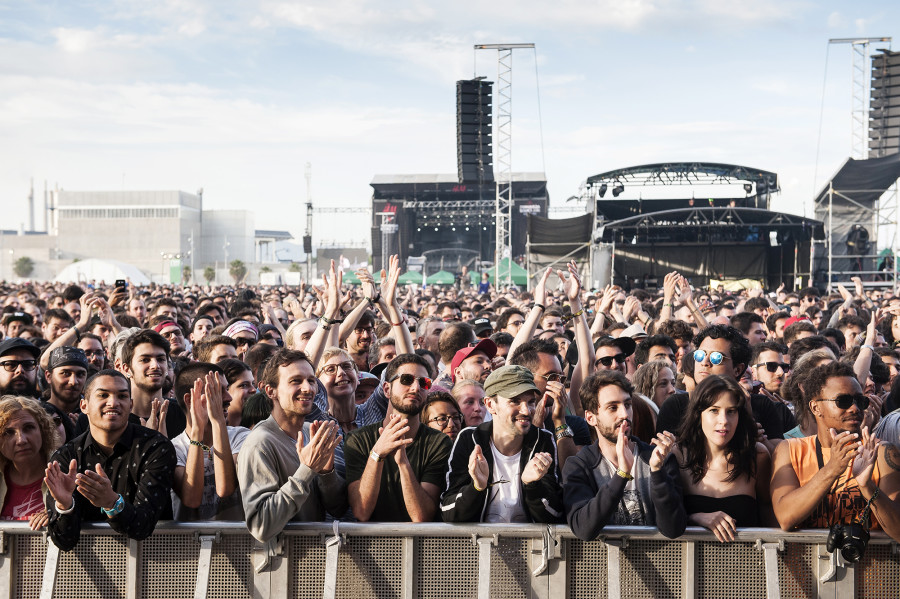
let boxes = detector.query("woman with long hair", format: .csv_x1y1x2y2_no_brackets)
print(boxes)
219,358,255,427
676,375,774,542
0,396,61,529
632,360,677,412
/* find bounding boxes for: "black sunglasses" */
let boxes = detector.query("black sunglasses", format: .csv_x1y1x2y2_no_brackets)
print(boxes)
389,373,432,390
595,354,626,368
817,393,869,411
754,361,790,373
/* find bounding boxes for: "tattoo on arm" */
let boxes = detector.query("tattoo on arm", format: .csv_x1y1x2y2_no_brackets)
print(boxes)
885,443,900,472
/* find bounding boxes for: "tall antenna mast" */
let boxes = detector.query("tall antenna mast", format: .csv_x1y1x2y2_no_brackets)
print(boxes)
304,162,313,280
475,43,535,286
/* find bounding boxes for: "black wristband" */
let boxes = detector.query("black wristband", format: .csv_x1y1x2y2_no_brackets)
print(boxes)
534,303,545,312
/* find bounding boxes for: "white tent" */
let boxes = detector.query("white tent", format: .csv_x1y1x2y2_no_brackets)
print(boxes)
54,259,151,286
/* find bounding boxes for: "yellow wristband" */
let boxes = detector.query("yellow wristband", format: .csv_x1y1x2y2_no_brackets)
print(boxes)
615,468,634,481
473,480,485,492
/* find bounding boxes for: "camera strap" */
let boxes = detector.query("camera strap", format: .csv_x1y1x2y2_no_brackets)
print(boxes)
815,437,844,527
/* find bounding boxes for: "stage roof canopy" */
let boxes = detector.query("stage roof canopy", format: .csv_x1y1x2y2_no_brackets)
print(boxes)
586,162,779,191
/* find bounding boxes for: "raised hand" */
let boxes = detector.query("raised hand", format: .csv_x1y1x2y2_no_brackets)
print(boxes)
75,464,120,510
663,272,679,303
204,372,227,425
825,428,860,476
533,267,553,307
189,377,209,438
649,431,677,471
615,421,635,474
521,452,554,484
358,268,378,301
372,413,413,461
852,426,882,489
297,420,342,474
598,284,615,315
45,459,78,510
468,445,489,490
380,255,402,306
561,261,583,305
676,275,693,306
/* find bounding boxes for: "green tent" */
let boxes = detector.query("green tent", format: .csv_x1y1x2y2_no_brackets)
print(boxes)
426,270,456,285
471,258,528,286
398,271,425,285
341,270,361,285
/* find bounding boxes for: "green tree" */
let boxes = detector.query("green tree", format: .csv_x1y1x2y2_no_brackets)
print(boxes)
182,265,192,284
13,256,34,278
289,262,302,272
229,260,247,284
203,266,215,284
260,265,272,273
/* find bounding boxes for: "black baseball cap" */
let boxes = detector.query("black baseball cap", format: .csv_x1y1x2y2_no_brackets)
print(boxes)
0,337,40,359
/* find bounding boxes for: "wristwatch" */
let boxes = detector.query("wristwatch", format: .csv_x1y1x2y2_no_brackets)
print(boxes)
369,450,382,463
101,494,125,518
555,426,574,441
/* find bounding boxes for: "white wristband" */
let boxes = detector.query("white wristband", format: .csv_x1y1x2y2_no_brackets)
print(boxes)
55,496,76,514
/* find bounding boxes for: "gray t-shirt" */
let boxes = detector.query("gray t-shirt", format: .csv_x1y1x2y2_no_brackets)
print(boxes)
874,410,900,447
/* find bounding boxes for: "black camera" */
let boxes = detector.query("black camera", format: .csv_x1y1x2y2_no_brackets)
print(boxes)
826,522,869,562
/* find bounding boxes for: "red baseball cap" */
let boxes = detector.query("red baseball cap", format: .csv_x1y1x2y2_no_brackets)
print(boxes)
450,338,497,383
783,316,810,328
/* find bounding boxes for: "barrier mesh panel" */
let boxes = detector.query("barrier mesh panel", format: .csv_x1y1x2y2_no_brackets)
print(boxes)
566,539,608,599
697,542,766,598
336,536,403,598
141,534,199,598
620,539,681,598
208,534,255,599
13,535,46,599
416,536,477,599
777,542,815,598
489,537,531,598
857,544,900,598
56,534,128,598
287,536,326,599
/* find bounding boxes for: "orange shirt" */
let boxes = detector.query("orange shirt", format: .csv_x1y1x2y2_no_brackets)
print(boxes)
787,436,881,530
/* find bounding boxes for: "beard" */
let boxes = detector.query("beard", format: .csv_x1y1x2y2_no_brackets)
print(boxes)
0,376,38,398
390,391,424,416
598,418,632,444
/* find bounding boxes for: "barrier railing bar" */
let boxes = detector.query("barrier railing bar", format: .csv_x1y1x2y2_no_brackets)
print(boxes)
606,539,623,599
681,540,696,599
0,532,12,599
401,536,416,599
476,535,496,599
757,540,783,599
38,541,59,599
323,521,343,599
126,538,140,599
194,534,218,599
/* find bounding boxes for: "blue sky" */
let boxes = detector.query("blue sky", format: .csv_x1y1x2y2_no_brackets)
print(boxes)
1,1,897,247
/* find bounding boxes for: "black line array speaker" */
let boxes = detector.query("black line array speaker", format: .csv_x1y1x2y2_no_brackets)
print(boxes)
457,79,494,184
870,50,900,157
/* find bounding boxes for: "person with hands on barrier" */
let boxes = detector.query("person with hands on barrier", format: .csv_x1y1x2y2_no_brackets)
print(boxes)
44,369,176,551
345,354,451,522
238,349,347,544
675,375,775,542
771,361,900,544
441,365,564,523
562,370,686,541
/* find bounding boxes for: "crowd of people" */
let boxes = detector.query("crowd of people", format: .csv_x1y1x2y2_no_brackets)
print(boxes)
0,260,898,559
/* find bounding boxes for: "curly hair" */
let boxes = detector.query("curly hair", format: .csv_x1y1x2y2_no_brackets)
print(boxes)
676,375,757,485
693,325,751,370
632,360,675,404
0,395,61,469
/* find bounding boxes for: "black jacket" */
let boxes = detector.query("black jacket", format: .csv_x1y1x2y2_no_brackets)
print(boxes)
440,421,564,523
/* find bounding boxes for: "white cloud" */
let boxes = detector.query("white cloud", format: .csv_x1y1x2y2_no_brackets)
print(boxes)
827,11,844,28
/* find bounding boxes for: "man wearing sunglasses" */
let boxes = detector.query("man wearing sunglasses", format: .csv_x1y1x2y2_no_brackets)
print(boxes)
751,341,790,398
441,365,564,523
0,338,40,397
656,325,795,450
771,361,900,542
593,336,636,375
345,354,451,522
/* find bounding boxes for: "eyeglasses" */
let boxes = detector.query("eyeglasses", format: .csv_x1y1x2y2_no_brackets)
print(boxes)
693,349,726,365
0,359,37,372
595,354,626,368
83,350,106,358
235,337,257,348
722,303,736,310
817,394,869,411
428,414,464,428
389,373,432,390
354,326,375,335
753,361,790,373
320,361,356,376
541,372,566,383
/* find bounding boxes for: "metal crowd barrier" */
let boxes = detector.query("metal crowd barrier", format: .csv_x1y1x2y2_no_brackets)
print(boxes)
0,521,897,598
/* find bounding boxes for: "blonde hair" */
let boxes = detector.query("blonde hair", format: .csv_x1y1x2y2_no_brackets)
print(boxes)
0,395,61,468
284,318,316,349
317,347,356,376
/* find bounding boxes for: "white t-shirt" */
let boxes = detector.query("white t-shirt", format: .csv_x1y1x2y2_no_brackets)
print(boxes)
484,441,528,523
171,426,251,521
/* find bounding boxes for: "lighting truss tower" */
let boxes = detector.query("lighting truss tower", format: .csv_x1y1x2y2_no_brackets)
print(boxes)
828,37,892,159
304,162,313,279
475,43,534,285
